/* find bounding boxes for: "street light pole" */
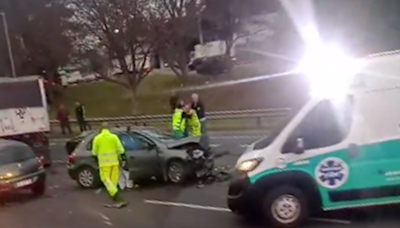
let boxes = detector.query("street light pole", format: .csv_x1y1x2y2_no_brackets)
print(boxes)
197,5,206,44
0,12,16,77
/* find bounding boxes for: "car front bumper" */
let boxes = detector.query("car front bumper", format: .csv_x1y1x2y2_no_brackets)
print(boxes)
0,170,46,194
227,171,260,213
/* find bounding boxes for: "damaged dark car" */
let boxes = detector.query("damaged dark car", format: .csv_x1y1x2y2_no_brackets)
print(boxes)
66,127,214,188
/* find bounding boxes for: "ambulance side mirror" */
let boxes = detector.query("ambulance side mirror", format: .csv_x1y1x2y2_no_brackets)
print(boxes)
294,138,305,154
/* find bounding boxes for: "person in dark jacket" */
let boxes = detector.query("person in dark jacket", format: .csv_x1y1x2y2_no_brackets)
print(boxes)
75,101,87,132
191,93,209,148
57,104,72,135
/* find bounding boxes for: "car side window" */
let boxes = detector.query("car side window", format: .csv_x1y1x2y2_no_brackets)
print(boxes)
282,99,353,153
119,133,148,151
86,140,93,150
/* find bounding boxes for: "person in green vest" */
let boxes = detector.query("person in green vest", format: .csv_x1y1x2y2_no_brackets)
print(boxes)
183,104,202,137
172,100,186,138
92,122,127,208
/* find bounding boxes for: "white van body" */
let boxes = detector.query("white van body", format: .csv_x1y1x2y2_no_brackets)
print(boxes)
227,50,400,227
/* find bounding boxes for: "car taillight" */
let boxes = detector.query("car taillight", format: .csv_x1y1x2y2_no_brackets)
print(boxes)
37,157,44,169
68,153,76,164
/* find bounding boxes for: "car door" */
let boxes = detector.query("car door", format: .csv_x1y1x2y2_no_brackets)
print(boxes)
118,133,159,180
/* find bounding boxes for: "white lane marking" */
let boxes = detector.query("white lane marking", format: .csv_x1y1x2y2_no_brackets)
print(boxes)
48,185,60,190
310,217,351,225
209,144,220,148
92,211,113,226
144,200,351,225
240,144,249,148
99,212,110,221
144,200,231,212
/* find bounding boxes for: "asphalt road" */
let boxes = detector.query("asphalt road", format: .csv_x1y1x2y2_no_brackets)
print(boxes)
2,132,400,228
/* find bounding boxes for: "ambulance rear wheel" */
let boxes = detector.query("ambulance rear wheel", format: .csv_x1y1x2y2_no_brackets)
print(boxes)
263,185,308,228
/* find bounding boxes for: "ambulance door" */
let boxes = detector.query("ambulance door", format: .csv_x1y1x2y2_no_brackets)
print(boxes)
280,98,355,208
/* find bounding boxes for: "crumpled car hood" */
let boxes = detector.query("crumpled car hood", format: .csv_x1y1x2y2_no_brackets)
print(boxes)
166,136,201,149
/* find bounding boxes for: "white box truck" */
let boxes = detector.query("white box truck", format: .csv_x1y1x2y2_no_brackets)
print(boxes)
0,76,51,166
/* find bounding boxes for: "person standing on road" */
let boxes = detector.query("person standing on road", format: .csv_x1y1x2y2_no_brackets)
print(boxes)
75,101,87,132
190,93,209,148
172,100,186,138
183,104,202,137
92,122,128,208
56,104,72,135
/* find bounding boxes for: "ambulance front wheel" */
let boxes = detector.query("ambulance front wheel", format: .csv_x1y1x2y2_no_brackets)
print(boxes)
263,185,308,228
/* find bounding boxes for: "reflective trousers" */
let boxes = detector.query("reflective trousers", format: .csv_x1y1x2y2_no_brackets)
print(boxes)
99,165,120,197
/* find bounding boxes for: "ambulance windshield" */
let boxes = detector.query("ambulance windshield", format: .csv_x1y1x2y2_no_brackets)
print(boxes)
253,108,301,150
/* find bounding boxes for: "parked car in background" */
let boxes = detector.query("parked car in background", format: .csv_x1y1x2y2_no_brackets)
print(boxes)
0,139,46,196
67,127,213,188
0,76,51,167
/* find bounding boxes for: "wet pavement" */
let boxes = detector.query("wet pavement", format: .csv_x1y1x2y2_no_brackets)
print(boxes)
2,134,400,228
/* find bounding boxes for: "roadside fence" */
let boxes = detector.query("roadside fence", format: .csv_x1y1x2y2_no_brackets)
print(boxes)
50,108,292,132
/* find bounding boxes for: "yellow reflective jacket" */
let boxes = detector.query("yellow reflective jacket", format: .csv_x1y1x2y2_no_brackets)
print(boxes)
92,129,125,167
172,108,186,132
187,110,201,137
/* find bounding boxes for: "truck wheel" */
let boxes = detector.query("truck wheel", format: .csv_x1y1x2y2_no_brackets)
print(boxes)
263,186,308,228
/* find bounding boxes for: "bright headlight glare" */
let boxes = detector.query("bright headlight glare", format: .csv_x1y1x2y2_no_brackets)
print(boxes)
236,158,263,172
298,43,363,99
0,172,13,180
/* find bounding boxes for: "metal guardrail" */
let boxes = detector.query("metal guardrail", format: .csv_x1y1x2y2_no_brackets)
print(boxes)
50,108,292,129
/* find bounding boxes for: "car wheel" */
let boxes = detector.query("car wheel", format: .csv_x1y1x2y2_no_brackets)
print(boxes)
31,181,46,196
77,166,100,189
166,160,188,184
263,186,308,228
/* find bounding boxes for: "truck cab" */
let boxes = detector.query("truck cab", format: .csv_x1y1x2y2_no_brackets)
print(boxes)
188,40,235,75
228,50,400,227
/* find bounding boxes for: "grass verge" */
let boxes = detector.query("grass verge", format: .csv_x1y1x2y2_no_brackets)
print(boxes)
52,63,309,119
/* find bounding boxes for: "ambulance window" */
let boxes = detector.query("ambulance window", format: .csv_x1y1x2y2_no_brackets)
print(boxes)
282,99,353,153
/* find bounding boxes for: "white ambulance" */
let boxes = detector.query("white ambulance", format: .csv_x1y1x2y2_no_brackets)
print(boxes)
227,49,400,227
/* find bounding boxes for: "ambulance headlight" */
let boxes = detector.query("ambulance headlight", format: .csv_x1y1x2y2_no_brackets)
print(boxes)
236,158,263,172
297,43,363,99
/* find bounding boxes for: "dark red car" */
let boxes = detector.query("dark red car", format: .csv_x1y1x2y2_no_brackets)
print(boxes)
3,132,51,167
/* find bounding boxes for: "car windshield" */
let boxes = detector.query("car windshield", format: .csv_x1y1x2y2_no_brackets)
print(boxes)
141,130,174,142
0,145,35,165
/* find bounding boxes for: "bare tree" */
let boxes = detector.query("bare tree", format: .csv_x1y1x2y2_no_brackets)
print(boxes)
69,0,160,113
152,0,203,82
202,0,278,72
0,0,74,79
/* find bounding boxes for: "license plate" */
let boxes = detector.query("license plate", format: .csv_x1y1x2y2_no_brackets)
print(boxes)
15,179,33,188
